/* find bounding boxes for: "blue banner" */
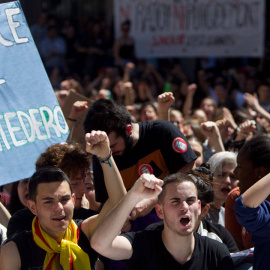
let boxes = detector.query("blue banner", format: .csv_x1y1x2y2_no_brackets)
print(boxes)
0,1,69,185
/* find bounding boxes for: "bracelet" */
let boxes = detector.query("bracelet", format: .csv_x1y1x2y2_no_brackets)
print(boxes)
67,117,77,122
98,149,112,167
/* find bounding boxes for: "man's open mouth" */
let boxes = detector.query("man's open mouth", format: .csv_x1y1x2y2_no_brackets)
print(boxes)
221,187,231,194
180,216,190,226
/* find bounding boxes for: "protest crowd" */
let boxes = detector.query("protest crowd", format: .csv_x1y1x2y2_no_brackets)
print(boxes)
2,4,270,270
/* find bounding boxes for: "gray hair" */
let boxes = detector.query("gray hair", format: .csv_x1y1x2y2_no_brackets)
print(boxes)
208,151,237,174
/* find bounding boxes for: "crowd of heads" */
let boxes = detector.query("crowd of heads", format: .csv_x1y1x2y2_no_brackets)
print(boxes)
2,8,270,270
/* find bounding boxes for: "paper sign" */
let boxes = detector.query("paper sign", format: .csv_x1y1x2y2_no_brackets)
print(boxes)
0,1,69,185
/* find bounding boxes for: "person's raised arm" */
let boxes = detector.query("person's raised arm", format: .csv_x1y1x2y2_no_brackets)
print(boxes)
123,62,135,83
242,172,270,208
182,83,197,117
244,92,270,122
234,119,256,142
157,92,175,121
201,121,225,153
222,107,238,132
90,174,163,260
123,82,136,106
81,131,126,239
66,101,88,131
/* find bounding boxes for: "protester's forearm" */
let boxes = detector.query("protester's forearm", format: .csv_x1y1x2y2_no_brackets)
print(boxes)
66,118,76,131
102,156,126,206
255,106,270,122
124,88,135,106
82,150,126,239
182,94,194,117
123,68,130,83
158,109,169,121
0,201,11,228
208,135,225,153
93,156,127,228
242,172,270,208
91,192,138,252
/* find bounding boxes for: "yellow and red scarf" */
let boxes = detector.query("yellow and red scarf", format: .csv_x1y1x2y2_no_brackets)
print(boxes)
32,216,91,270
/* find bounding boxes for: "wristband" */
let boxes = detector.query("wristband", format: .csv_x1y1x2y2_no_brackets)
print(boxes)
67,117,77,122
98,149,112,167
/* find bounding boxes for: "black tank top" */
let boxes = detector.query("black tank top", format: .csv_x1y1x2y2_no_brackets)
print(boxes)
9,220,97,269
119,44,134,60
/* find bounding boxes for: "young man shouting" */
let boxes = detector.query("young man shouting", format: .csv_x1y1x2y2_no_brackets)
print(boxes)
0,131,126,269
91,173,234,270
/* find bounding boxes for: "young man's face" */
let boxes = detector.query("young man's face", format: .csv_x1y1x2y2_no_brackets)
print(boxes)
156,181,201,237
108,131,133,156
28,181,75,240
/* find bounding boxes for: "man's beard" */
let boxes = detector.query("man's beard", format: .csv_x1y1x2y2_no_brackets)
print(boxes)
123,135,134,155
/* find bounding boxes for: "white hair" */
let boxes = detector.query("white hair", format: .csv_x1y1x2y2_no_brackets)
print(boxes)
208,151,237,174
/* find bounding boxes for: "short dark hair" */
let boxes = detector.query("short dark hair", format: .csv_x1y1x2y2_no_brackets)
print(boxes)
158,173,197,204
28,167,72,201
84,99,132,137
9,178,29,215
188,169,214,208
239,135,270,170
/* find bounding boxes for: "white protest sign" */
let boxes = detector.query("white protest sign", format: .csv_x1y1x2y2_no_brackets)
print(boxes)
114,0,265,58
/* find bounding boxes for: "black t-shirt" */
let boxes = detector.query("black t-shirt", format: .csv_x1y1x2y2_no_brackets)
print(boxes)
122,224,234,270
7,220,97,270
73,207,98,220
93,121,197,202
146,220,238,253
7,207,97,239
7,208,35,239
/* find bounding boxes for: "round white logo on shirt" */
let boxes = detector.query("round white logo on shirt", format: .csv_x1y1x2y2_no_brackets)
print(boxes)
172,137,187,153
138,164,154,176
